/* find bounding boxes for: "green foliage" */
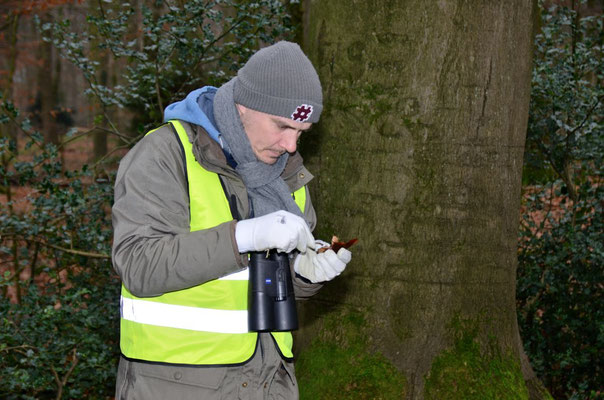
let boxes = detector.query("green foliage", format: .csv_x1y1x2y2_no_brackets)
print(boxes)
518,2,603,399
0,274,120,399
517,182,603,400
37,0,293,133
296,310,406,400
524,1,603,188
424,317,529,400
1,1,295,397
1,95,118,397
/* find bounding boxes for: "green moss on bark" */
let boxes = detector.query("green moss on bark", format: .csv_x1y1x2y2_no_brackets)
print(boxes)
296,310,406,400
424,317,529,400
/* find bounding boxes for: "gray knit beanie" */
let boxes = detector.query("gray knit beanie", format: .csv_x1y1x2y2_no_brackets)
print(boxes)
233,41,323,123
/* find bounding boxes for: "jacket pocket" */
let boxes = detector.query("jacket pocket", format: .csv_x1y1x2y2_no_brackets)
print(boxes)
137,362,227,389
268,362,298,400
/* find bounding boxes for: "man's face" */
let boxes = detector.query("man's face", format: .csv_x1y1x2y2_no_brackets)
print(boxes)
237,105,312,164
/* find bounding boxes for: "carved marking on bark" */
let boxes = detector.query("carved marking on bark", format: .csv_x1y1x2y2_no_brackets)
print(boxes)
476,56,493,137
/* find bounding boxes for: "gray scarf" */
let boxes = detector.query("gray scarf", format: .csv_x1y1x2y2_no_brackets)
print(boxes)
213,78,304,219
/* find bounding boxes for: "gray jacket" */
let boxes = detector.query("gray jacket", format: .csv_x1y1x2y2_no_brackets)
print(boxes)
112,121,321,399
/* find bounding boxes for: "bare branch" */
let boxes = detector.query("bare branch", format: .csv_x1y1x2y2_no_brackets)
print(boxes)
26,238,110,259
569,95,602,136
0,344,36,353
91,135,141,168
60,126,130,148
54,348,79,400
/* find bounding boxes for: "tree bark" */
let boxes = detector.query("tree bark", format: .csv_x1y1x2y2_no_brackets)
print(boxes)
0,12,20,144
93,52,112,161
37,12,61,146
297,1,548,399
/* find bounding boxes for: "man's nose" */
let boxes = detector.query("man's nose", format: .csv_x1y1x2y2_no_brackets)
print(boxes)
280,131,298,153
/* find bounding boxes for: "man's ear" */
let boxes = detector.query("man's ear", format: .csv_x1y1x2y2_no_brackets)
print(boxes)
235,103,247,118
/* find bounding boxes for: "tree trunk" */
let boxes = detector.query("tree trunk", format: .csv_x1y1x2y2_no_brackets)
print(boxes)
296,1,549,399
37,13,61,146
93,52,112,161
0,12,20,144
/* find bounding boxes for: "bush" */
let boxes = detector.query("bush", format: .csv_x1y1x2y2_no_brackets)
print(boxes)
517,182,603,399
0,274,120,399
517,1,603,399
1,1,295,397
0,135,119,398
39,0,294,134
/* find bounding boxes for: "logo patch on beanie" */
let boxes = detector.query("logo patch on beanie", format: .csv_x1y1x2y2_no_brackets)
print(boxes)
291,104,313,122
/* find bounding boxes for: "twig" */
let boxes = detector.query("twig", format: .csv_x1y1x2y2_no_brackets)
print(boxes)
30,240,40,285
26,238,110,259
542,181,556,234
568,95,602,136
2,111,44,150
91,135,141,168
1,261,30,283
51,347,79,400
173,16,247,96
0,344,36,353
102,111,122,140
155,64,164,118
60,126,131,147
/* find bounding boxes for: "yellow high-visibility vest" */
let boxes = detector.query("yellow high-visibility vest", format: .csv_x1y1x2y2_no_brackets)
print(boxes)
119,120,306,365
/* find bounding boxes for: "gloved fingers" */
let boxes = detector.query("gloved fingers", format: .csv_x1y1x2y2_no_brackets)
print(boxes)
235,211,302,253
314,239,330,250
290,215,315,252
336,248,352,264
302,223,316,251
267,211,315,253
294,248,349,283
273,236,297,254
293,252,304,271
293,250,317,281
274,231,302,254
316,249,346,280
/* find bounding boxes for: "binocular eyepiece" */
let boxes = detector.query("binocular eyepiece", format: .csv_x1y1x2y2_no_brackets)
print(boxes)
248,251,298,332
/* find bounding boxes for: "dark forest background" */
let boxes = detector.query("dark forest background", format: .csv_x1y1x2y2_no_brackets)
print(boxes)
0,1,601,399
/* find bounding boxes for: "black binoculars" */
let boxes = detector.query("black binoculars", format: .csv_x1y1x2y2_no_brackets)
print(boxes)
248,250,298,332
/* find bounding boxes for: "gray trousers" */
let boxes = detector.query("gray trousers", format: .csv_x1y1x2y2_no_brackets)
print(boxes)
115,333,298,400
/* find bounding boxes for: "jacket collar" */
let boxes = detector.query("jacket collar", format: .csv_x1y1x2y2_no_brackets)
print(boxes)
184,121,313,191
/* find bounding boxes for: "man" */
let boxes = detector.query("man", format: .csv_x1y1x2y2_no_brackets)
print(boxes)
111,41,353,399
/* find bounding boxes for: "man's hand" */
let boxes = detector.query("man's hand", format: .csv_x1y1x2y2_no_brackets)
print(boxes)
294,245,352,283
235,210,315,254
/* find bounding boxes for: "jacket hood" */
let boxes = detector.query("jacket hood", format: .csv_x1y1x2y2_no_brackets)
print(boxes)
163,87,221,143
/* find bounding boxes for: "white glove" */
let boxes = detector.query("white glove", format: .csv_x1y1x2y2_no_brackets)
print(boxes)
235,210,315,254
294,246,352,283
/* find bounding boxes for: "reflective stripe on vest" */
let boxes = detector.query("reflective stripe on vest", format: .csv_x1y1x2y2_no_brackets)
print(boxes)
119,120,306,365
